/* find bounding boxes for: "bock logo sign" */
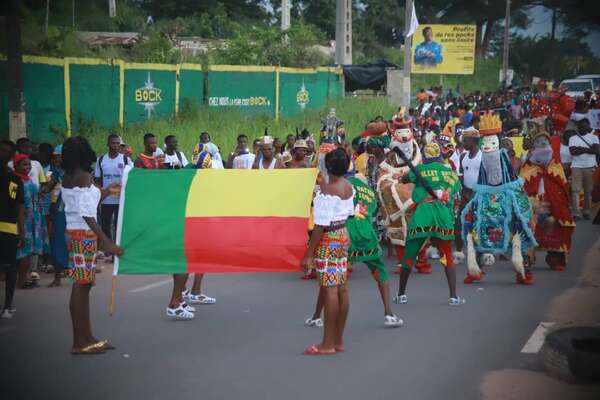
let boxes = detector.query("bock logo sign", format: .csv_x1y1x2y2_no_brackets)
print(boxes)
135,72,162,118
296,81,309,111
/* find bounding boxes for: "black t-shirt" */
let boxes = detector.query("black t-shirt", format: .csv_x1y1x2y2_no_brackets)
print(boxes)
0,171,24,235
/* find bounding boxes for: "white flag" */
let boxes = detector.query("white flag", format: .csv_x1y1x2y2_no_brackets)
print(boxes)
405,4,419,38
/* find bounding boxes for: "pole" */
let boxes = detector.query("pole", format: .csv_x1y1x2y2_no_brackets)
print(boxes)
281,0,291,31
108,0,116,18
7,0,26,141
72,0,75,27
45,0,50,37
502,0,511,88
402,0,413,106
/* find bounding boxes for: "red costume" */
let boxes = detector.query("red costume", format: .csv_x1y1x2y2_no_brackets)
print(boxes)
520,151,575,270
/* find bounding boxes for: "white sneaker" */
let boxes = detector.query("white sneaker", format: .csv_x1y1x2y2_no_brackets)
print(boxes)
1,309,15,319
449,296,466,306
305,317,323,327
453,251,465,264
166,304,194,319
187,293,216,305
384,314,404,327
392,294,408,304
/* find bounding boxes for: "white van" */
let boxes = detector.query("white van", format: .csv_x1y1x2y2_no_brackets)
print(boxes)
576,74,600,91
559,78,593,98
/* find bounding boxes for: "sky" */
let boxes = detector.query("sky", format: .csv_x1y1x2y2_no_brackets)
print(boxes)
512,5,599,56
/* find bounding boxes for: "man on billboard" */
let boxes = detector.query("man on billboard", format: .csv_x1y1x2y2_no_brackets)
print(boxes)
414,26,443,67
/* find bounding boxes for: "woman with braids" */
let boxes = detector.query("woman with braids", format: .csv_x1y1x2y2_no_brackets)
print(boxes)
301,148,354,355
61,137,123,354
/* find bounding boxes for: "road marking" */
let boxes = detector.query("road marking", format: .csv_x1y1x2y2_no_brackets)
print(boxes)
129,279,172,293
521,322,555,354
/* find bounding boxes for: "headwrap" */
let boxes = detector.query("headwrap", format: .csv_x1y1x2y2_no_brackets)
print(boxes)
191,144,213,169
13,153,30,181
422,142,442,163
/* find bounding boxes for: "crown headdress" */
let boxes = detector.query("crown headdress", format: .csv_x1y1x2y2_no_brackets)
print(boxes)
478,112,502,136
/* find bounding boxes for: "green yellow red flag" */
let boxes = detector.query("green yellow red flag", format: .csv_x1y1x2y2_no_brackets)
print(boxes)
114,168,317,274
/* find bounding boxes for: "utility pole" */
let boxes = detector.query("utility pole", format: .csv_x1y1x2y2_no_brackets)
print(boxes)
108,0,116,18
281,0,291,31
335,0,352,65
402,0,413,106
7,0,27,140
502,0,511,88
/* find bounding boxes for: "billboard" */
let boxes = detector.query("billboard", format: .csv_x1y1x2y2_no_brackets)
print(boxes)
411,24,476,75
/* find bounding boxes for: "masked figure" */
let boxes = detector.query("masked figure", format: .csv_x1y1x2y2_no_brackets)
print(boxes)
461,113,537,285
376,128,430,273
519,130,575,271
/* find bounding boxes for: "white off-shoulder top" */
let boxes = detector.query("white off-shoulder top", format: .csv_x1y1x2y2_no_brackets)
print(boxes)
313,190,355,226
61,185,101,230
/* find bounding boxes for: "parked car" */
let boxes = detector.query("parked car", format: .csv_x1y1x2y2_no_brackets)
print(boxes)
576,74,600,91
559,78,593,98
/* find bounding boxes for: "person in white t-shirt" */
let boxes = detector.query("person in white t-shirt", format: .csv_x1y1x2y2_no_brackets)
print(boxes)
7,138,48,188
162,135,189,169
94,134,132,260
569,118,599,219
455,127,481,256
227,134,255,169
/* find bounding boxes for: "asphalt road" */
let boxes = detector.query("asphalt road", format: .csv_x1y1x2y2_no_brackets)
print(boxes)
1,220,598,400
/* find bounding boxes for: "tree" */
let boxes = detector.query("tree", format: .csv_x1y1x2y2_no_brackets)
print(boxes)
6,0,27,140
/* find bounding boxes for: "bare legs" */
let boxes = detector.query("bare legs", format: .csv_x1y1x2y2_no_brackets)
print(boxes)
190,273,204,295
318,284,349,352
70,283,99,350
168,274,188,308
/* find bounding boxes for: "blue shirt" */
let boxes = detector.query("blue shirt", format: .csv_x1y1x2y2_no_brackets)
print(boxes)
414,41,443,66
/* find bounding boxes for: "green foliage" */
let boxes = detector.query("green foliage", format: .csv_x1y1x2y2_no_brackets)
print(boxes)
508,35,600,80
130,30,183,64
412,58,502,94
211,22,328,67
78,97,396,157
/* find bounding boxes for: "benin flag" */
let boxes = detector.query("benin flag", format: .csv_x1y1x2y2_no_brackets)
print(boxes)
115,168,317,274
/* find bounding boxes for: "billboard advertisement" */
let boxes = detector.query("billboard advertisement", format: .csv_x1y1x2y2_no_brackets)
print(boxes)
411,24,476,75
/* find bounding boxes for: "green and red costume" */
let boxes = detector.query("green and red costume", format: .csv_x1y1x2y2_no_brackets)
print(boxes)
401,163,461,269
347,176,389,283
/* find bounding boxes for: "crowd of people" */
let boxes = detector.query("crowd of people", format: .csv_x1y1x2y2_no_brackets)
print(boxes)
1,84,599,355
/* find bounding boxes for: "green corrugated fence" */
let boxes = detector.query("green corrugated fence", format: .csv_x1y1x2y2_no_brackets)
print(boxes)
0,56,343,142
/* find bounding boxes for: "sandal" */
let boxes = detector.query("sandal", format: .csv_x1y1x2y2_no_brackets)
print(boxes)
449,296,466,306
305,317,323,327
384,314,404,327
181,302,195,313
302,345,335,356
392,294,408,304
166,304,194,320
187,293,216,305
71,342,106,355
98,340,116,350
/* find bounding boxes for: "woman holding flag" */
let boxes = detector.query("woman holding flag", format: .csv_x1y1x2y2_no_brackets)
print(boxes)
61,136,123,354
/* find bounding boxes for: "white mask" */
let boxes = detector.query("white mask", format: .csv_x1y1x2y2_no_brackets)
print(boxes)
481,135,499,153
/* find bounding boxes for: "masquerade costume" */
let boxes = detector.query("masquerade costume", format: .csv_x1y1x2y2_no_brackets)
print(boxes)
347,176,388,283
376,128,430,273
461,113,537,285
400,143,461,271
520,131,574,271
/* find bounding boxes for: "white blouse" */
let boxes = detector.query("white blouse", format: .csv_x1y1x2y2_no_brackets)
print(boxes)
61,185,101,230
313,190,355,226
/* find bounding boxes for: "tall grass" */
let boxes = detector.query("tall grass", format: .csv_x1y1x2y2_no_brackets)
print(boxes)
81,97,397,156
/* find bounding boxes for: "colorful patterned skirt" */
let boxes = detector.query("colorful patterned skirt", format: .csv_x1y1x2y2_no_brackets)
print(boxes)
66,229,97,284
313,222,350,287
